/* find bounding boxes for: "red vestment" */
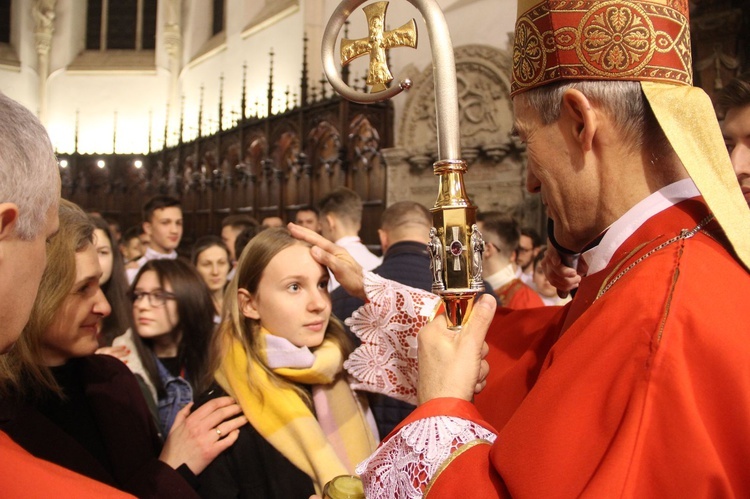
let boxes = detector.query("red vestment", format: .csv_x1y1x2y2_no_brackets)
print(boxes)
494,278,544,309
387,199,750,497
0,431,133,498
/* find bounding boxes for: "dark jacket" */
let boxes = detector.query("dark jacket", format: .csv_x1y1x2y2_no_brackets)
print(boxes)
195,385,316,499
0,355,198,499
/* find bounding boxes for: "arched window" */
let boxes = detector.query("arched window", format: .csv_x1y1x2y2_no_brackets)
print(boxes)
212,0,224,36
86,0,157,51
0,0,10,44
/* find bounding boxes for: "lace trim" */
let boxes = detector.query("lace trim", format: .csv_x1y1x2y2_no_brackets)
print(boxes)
343,272,441,404
356,416,497,498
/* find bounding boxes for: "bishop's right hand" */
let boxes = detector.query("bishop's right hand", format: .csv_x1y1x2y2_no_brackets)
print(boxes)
288,223,366,301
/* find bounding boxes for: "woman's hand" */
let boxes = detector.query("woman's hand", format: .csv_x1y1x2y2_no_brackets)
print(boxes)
159,396,247,475
287,223,366,300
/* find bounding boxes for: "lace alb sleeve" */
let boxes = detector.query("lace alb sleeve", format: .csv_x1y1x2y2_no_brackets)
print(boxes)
343,272,442,405
356,415,497,498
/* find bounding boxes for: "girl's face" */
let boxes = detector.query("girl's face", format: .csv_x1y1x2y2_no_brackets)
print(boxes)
240,243,330,348
41,245,112,366
132,270,179,341
195,245,230,293
93,228,114,285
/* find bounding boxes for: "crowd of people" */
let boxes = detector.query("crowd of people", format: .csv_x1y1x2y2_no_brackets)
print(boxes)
1,0,749,496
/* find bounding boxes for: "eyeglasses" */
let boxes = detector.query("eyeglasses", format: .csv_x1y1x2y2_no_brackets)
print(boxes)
130,290,177,307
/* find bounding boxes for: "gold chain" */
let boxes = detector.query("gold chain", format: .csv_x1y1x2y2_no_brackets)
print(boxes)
596,215,715,300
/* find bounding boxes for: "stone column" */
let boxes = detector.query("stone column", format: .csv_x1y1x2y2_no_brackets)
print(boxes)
33,0,57,123
164,0,183,136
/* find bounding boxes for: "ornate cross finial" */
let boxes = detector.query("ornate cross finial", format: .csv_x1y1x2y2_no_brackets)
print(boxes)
340,1,417,93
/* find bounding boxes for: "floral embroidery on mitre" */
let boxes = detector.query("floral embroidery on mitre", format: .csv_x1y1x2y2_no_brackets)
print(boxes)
356,416,497,498
343,272,441,405
511,0,692,95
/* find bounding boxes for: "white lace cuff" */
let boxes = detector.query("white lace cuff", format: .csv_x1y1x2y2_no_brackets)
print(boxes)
356,415,497,498
343,272,442,404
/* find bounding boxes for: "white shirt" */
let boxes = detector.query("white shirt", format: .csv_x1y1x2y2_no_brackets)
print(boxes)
328,235,382,291
581,178,700,276
126,246,179,284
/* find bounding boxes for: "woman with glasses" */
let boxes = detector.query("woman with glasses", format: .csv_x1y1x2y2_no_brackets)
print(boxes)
0,200,246,498
130,259,217,435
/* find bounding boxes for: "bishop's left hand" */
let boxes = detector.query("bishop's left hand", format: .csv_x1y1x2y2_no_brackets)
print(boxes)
417,294,495,404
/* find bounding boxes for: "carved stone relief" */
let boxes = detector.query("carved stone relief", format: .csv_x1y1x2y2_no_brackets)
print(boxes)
385,43,544,231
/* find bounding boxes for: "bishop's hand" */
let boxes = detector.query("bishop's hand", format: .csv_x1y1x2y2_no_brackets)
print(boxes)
417,294,495,404
287,223,365,300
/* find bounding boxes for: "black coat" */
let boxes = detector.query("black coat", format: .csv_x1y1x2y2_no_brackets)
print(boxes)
195,385,316,499
0,355,197,499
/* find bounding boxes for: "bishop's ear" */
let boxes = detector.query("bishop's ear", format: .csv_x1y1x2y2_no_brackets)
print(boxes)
561,88,597,152
0,203,20,241
238,288,260,320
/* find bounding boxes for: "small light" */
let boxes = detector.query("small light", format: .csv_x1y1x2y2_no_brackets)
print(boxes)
59,159,68,168
97,160,106,168
134,160,143,169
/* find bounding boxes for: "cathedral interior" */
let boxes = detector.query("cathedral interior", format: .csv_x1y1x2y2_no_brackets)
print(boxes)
1,0,747,249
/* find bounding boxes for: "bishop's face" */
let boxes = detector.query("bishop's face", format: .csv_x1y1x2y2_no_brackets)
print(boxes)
513,96,602,253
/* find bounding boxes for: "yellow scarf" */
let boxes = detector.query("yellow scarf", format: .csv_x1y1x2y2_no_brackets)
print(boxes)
215,329,378,493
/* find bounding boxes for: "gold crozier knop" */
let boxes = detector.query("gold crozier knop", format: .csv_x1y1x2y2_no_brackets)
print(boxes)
340,1,417,93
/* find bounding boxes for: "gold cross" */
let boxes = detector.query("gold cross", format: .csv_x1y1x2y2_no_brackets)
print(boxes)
340,1,417,93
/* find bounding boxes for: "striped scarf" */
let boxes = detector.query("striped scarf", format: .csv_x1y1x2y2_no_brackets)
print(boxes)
215,329,378,493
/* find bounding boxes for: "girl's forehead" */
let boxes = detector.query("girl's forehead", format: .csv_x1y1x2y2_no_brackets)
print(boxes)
265,244,324,275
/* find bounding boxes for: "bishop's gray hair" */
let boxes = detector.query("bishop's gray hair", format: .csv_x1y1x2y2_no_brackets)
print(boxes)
0,92,59,240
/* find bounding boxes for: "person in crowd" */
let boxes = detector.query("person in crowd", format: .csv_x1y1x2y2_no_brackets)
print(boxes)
294,206,322,233
719,70,750,207
317,187,381,291
126,195,183,283
478,212,543,309
0,90,131,497
261,215,285,228
233,224,266,264
514,226,542,286
130,258,217,436
531,247,571,306
291,0,750,495
196,227,378,497
0,199,246,498
220,214,258,267
89,215,132,346
191,235,231,319
106,218,122,246
89,215,160,419
120,225,145,264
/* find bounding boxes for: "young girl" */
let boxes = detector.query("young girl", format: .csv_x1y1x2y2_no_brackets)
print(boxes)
197,227,378,498
130,259,216,435
191,235,231,319
0,200,245,498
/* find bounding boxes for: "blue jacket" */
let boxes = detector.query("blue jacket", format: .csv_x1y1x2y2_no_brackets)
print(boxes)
155,356,193,436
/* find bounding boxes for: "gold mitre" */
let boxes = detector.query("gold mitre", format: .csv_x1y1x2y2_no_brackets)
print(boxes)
511,0,750,270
